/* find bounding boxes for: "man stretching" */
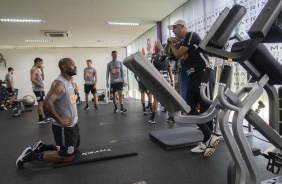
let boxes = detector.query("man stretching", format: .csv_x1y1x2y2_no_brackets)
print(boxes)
16,58,80,168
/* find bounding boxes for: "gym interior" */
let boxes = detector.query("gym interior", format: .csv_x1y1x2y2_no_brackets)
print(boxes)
0,0,282,184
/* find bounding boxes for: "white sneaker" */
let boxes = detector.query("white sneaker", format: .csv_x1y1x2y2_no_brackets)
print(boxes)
147,119,156,124
191,142,206,154
204,135,219,157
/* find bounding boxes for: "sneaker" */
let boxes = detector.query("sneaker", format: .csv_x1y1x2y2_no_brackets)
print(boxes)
121,108,127,113
114,108,118,113
191,142,207,154
148,119,156,124
38,119,47,124
145,106,151,111
204,135,219,157
32,140,44,153
16,147,32,168
161,108,167,113
3,106,9,111
143,111,147,115
167,117,175,123
84,105,89,111
94,105,98,110
45,117,52,122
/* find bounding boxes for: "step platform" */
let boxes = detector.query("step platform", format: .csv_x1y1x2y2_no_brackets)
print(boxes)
149,127,203,150
53,143,137,168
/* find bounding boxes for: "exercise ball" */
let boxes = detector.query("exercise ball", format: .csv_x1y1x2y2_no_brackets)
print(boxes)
22,95,35,107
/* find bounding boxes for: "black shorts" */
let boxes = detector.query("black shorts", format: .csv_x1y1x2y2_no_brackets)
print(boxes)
84,84,97,94
6,88,16,96
110,82,123,93
52,123,80,157
33,91,45,101
138,81,150,94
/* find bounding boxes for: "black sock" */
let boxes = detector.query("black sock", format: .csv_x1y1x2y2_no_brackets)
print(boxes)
39,144,55,152
28,152,44,161
142,103,146,111
120,104,124,109
77,93,80,98
39,114,44,120
148,103,152,109
150,112,156,120
114,104,117,109
44,111,49,118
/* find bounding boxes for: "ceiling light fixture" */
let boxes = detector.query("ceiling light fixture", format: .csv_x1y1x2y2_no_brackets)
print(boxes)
1,19,44,23
97,40,123,43
106,22,140,26
24,40,53,42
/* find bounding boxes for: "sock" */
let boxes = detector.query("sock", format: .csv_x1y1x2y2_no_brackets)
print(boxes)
39,144,55,152
148,103,152,109
120,104,124,109
44,111,49,118
150,112,156,120
39,114,44,120
86,103,88,107
142,103,146,111
77,93,80,98
28,152,44,161
114,104,117,109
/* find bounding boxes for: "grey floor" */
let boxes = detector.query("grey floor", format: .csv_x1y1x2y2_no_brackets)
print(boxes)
0,100,280,184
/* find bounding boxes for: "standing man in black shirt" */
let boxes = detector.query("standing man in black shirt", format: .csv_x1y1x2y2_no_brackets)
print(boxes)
148,44,174,124
165,19,219,157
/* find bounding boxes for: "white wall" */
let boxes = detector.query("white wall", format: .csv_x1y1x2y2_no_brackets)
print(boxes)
0,47,126,104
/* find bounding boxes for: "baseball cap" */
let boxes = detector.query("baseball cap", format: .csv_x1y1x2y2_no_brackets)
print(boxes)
167,19,187,30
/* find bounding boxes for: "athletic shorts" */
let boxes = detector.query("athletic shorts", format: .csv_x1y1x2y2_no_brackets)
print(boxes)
138,81,150,94
52,123,80,157
84,84,97,94
33,91,45,101
6,88,16,96
110,82,123,93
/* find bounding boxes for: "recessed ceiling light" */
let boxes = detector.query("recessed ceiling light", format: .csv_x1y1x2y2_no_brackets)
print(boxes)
106,22,140,26
24,40,53,42
97,40,122,43
1,19,44,23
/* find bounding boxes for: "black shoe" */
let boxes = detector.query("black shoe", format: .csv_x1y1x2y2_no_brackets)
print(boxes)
167,117,175,123
143,111,147,115
16,147,32,168
94,105,98,110
32,140,44,153
114,108,118,113
121,108,127,113
84,105,89,111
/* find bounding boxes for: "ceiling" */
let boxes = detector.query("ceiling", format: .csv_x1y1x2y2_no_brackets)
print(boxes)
0,0,187,49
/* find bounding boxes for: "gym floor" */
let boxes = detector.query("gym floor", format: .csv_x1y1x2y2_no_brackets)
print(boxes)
0,100,280,184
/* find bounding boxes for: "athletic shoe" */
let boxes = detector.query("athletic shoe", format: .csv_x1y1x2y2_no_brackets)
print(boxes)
143,111,147,115
121,108,127,113
3,106,9,111
38,119,47,124
167,117,175,123
94,105,98,110
84,105,89,111
145,106,152,111
161,108,167,113
45,117,52,122
114,108,118,113
32,140,44,153
148,119,156,124
191,142,207,154
204,135,219,157
16,147,32,168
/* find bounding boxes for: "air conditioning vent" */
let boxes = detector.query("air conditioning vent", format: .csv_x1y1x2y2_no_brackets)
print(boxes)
41,30,70,37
